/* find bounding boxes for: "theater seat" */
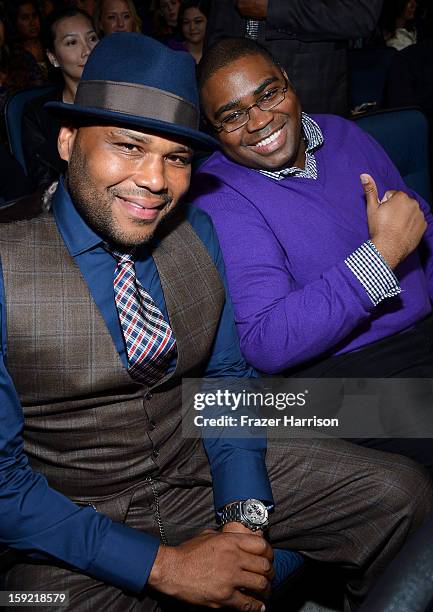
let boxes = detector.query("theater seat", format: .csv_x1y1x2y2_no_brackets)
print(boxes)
359,516,433,612
348,47,397,112
354,108,432,204
4,86,56,175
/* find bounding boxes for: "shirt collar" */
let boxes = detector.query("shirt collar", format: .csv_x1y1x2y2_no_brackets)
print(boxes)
258,113,324,181
53,177,104,257
302,113,323,154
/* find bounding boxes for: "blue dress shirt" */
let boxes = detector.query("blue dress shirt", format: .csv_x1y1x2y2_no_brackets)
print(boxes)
0,180,273,592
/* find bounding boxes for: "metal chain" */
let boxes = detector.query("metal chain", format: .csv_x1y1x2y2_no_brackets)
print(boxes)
146,477,168,545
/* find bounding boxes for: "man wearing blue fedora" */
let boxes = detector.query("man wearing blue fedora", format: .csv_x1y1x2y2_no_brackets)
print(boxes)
0,33,431,612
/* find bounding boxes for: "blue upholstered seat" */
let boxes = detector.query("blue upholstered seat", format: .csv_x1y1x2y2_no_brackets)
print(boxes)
4,86,56,175
354,107,432,205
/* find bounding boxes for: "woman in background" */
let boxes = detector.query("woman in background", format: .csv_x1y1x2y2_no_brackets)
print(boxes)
178,0,209,63
7,1,48,75
94,0,141,36
76,0,97,18
21,7,99,187
0,5,47,118
38,1,55,18
151,0,180,41
381,0,418,50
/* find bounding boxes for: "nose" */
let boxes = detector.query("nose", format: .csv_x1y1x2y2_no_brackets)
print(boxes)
81,42,92,58
133,156,167,194
246,105,273,133
115,15,125,29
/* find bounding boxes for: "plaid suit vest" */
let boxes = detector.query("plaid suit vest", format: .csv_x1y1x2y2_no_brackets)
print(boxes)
0,203,225,503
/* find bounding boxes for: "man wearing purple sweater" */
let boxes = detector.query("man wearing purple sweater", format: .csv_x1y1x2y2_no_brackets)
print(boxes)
192,38,433,472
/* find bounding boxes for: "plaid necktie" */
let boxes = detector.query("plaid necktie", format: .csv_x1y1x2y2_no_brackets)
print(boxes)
112,250,176,385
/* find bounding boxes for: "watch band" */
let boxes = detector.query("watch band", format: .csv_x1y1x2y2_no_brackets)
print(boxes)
220,502,242,525
220,499,268,531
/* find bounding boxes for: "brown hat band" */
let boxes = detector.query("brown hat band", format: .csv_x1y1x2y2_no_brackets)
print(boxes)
75,80,199,129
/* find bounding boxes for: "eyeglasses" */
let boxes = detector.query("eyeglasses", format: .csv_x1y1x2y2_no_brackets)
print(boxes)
213,79,289,133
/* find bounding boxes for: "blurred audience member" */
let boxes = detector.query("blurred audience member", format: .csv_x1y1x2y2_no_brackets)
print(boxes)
38,0,56,17
381,0,418,50
94,0,141,36
205,0,383,116
75,0,96,16
0,5,48,117
22,7,98,187
151,0,180,40
178,0,209,63
7,1,49,78
160,0,180,29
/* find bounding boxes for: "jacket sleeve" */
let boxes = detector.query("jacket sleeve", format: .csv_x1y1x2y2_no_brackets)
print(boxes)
21,99,63,189
267,0,384,39
0,262,159,592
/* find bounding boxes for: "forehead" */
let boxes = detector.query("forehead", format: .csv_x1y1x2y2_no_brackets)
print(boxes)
53,14,93,37
103,0,129,12
160,0,179,8
183,7,205,19
18,3,37,16
202,54,282,111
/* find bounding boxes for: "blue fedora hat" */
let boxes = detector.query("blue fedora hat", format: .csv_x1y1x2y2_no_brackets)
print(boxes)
45,33,218,150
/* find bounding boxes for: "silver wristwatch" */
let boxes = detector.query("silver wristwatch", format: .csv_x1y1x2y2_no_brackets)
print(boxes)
220,498,269,531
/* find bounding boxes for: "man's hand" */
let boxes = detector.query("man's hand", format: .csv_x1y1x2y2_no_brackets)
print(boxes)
362,173,427,269
235,0,268,19
148,529,273,610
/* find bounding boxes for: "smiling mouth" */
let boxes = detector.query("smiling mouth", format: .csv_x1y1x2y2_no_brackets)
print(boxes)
117,195,167,209
250,126,284,150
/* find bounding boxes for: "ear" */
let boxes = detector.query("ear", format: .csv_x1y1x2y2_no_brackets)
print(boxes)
281,68,295,92
58,126,78,162
47,50,59,68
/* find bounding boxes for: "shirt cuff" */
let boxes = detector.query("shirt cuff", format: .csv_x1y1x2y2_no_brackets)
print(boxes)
211,449,274,512
87,522,160,592
344,240,402,306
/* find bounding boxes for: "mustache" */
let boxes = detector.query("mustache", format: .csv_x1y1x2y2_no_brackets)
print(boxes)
109,187,173,207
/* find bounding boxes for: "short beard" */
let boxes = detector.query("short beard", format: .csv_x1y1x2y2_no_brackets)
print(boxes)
67,135,173,249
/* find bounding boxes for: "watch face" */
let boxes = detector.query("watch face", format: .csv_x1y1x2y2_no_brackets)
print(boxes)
242,499,268,526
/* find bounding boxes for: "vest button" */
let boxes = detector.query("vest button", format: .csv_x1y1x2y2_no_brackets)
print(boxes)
149,420,157,431
145,392,153,400
152,448,159,458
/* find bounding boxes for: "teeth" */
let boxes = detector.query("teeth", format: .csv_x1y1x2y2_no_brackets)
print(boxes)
254,128,282,148
119,197,144,209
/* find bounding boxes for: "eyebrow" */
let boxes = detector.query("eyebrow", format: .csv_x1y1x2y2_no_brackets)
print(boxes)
110,129,193,153
214,76,280,120
110,129,151,143
171,146,193,155
62,29,95,39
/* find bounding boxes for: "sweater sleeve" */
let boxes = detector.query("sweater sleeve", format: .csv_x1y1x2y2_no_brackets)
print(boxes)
194,190,375,374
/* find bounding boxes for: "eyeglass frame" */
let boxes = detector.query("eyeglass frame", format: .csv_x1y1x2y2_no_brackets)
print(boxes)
211,77,290,134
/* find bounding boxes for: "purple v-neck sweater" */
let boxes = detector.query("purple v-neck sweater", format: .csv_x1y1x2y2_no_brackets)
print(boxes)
191,114,433,373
